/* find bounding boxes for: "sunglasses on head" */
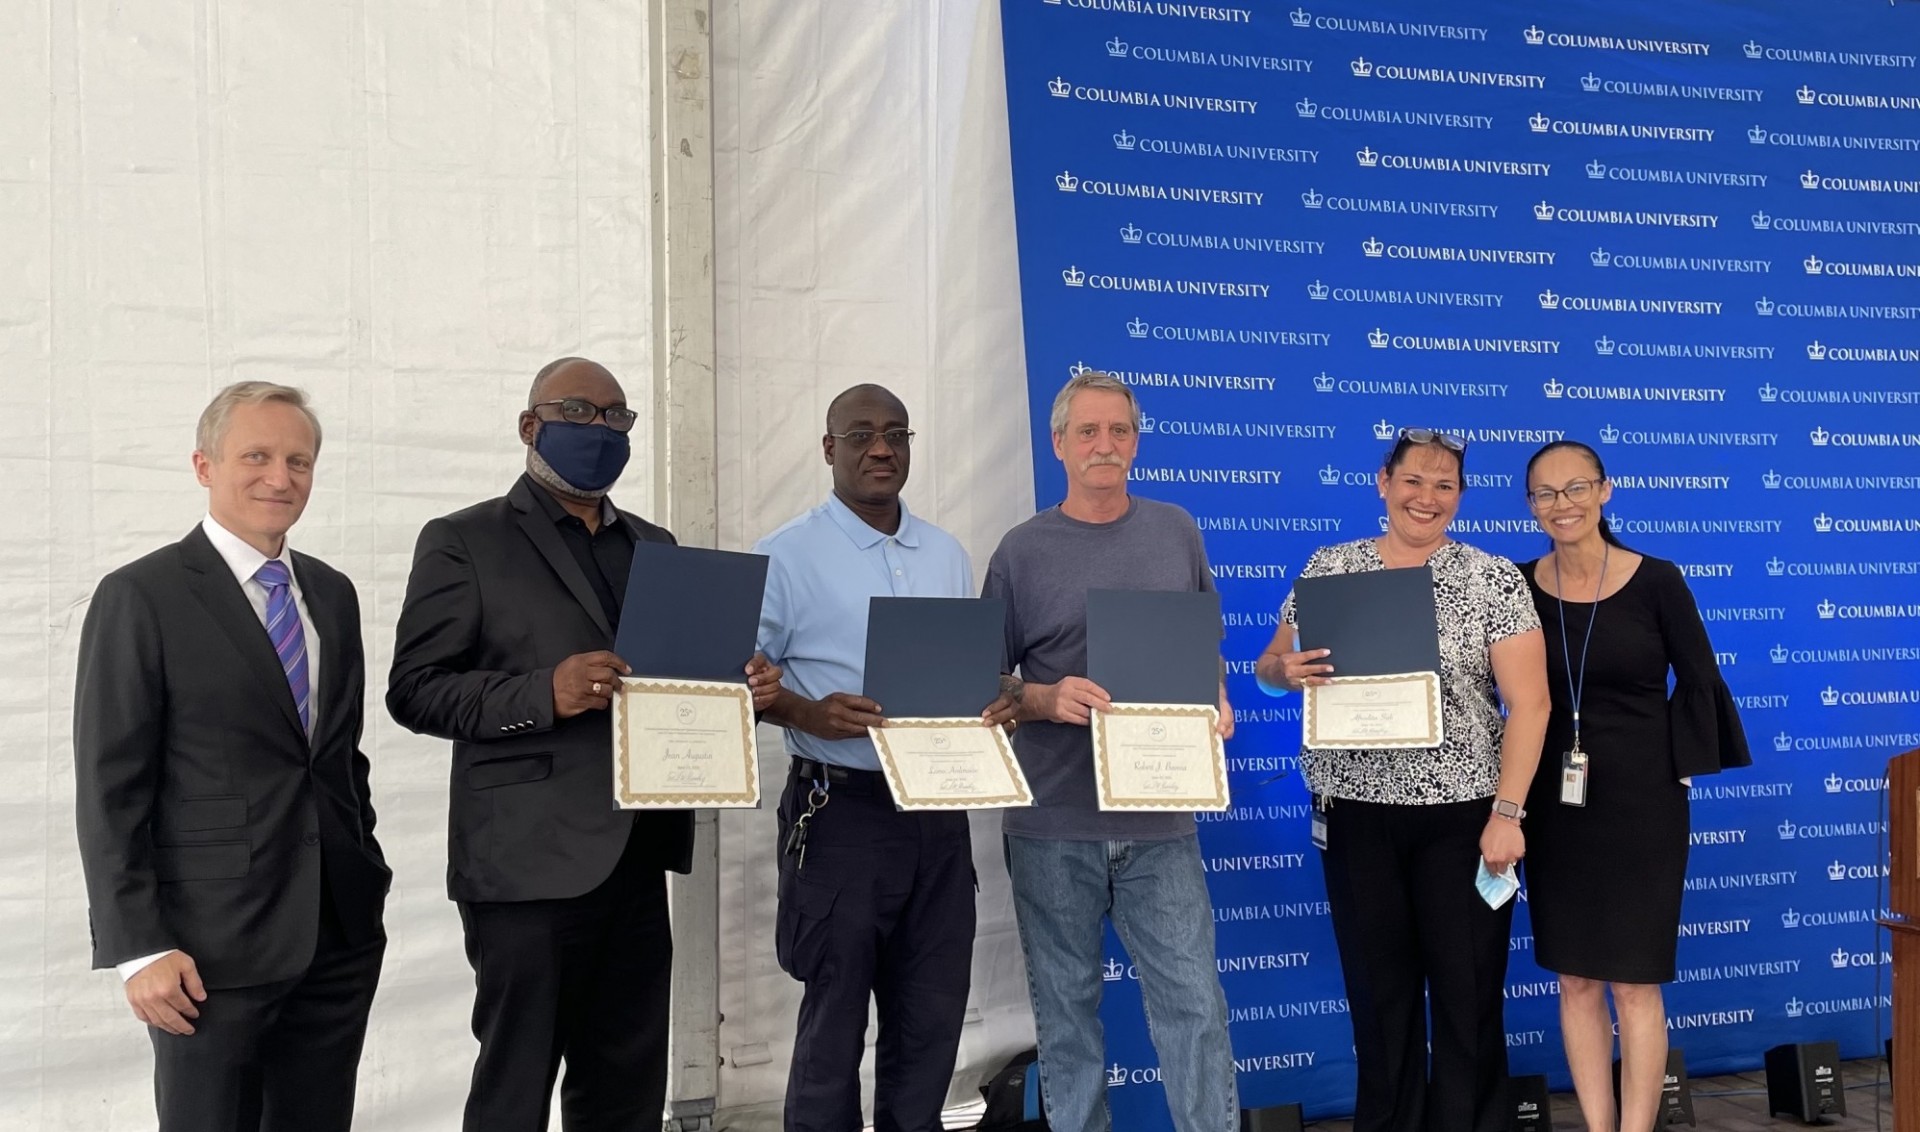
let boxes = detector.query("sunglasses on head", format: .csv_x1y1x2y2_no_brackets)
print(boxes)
1397,427,1468,452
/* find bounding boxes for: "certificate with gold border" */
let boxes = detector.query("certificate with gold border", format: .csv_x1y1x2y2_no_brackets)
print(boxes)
1303,672,1445,750
612,677,760,808
866,720,1033,810
1091,704,1229,812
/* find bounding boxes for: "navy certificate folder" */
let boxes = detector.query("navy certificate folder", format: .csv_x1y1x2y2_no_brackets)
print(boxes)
1291,566,1442,677
862,597,1008,718
615,542,769,683
1086,589,1221,706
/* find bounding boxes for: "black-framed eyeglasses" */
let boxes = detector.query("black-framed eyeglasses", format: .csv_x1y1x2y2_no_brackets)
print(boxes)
828,428,915,451
1398,427,1467,452
1526,479,1602,509
531,398,639,433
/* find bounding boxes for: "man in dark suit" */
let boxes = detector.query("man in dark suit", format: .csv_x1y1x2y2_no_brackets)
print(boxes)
73,381,390,1132
388,356,780,1132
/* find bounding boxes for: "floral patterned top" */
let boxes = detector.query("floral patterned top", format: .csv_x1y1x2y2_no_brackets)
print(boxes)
1279,538,1541,804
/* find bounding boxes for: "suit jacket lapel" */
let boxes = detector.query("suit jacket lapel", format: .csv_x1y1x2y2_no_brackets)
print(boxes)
294,552,351,756
511,479,614,637
178,527,308,744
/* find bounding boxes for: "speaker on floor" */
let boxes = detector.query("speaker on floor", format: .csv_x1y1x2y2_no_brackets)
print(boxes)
1765,1041,1846,1122
1506,1074,1551,1132
1613,1047,1695,1126
1239,1103,1304,1132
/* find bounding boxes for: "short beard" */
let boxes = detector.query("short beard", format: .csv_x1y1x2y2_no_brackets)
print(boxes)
527,448,610,501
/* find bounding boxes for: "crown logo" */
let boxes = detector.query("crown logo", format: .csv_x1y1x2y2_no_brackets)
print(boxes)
1786,997,1806,1018
1821,685,1840,706
1828,860,1847,881
1826,773,1845,793
1767,556,1786,576
1797,85,1817,105
1048,76,1071,98
1763,468,1783,488
1107,1064,1128,1087
1832,947,1851,969
1810,425,1830,446
1363,236,1385,258
1534,200,1555,221
1102,957,1126,981
1807,340,1827,361
1775,732,1795,753
1113,129,1136,151
1758,381,1780,401
1539,290,1561,310
1126,317,1149,339
1373,419,1395,441
1350,56,1374,78
1069,361,1092,377
1368,328,1389,349
1062,265,1086,287
1801,169,1820,190
1543,377,1565,398
1755,297,1775,317
1307,280,1330,301
1529,112,1551,133
1590,247,1611,267
1804,254,1824,274
1301,187,1324,209
1313,372,1335,393
1813,513,1833,533
1744,40,1764,59
1056,170,1079,192
1377,515,1391,533
1749,124,1768,145
1599,423,1620,444
1120,222,1142,244
1106,36,1129,58
1817,596,1837,616
1783,908,1802,928
1586,159,1606,179
1319,464,1340,485
1594,335,1616,356
1296,97,1318,118
1772,643,1789,663
1779,818,1799,840
1524,25,1545,45
1581,73,1601,93
1291,7,1311,28
1752,210,1772,230
1356,146,1379,167
1607,514,1623,533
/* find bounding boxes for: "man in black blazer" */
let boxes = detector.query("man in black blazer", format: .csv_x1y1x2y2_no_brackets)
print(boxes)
73,382,390,1132
388,356,780,1131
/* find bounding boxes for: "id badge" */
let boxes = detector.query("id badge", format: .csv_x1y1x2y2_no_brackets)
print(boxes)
1560,749,1589,807
1310,802,1329,851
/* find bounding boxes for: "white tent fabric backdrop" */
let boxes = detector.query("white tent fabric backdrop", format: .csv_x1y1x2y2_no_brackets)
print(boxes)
5,0,1034,1127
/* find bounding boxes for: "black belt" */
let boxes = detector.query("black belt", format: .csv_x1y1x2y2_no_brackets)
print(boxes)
788,756,882,784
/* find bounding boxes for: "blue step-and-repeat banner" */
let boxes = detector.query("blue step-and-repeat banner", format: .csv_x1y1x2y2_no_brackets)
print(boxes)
1000,0,1920,1122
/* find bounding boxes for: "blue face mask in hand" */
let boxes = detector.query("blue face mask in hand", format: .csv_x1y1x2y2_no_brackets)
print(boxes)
535,421,631,493
1475,857,1520,909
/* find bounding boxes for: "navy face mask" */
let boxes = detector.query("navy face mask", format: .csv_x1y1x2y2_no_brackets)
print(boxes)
535,421,631,493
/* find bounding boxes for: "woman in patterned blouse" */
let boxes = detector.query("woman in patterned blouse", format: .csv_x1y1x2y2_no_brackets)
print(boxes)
1255,428,1550,1132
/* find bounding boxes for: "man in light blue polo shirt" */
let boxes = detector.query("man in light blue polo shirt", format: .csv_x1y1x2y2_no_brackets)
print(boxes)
755,383,1017,1132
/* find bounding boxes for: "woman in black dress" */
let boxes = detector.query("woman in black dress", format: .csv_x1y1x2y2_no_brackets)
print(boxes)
1518,440,1750,1132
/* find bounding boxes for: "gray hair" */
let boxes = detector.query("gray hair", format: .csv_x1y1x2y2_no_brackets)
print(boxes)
195,381,323,458
1049,371,1142,435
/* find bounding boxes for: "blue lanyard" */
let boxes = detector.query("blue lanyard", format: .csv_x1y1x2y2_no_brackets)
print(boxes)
1552,545,1607,751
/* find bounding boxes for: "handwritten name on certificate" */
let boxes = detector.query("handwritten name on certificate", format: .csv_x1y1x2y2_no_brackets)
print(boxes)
613,677,761,808
869,720,1033,811
1091,704,1230,812
1303,672,1445,750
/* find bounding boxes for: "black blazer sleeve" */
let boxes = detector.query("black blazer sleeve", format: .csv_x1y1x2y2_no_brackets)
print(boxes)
1654,559,1753,779
72,571,172,966
387,517,559,743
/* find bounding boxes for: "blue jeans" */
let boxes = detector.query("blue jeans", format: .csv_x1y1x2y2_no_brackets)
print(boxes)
1005,833,1237,1132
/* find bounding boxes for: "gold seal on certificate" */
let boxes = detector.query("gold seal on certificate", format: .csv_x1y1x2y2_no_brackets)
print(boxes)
612,677,760,808
1303,672,1445,750
1090,704,1230,812
867,721,1033,811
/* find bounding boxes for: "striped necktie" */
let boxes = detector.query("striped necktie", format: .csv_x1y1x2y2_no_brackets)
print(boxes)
254,559,311,734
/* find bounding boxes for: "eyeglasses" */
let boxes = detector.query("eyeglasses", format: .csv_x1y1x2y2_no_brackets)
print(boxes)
1527,479,1602,509
531,398,639,433
828,428,915,451
1398,427,1467,452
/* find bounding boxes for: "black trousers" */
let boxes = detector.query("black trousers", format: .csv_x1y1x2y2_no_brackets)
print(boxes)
150,889,384,1132
1319,796,1515,1132
775,762,976,1132
457,819,673,1132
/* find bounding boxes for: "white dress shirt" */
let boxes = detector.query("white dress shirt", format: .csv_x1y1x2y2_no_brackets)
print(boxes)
116,515,323,981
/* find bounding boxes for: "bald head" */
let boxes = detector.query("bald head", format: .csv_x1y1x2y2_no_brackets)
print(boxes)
826,384,906,434
529,357,616,407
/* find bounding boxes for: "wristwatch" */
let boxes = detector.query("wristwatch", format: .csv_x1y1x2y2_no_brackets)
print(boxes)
1491,798,1526,823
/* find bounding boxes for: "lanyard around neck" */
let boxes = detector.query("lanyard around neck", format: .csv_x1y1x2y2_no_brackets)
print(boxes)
1553,545,1608,751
